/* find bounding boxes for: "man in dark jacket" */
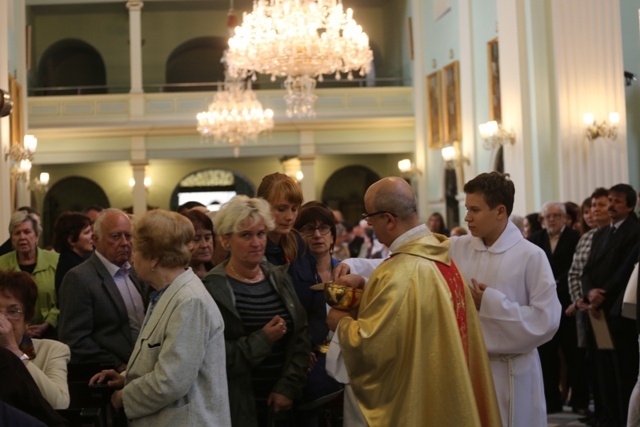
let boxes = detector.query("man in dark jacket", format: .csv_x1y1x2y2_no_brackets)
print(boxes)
529,201,583,414
582,183,640,426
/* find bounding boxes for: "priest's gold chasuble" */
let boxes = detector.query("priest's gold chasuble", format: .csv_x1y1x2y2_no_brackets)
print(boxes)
336,233,502,426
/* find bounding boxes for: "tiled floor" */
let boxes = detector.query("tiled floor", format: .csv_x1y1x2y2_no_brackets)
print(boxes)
547,406,589,426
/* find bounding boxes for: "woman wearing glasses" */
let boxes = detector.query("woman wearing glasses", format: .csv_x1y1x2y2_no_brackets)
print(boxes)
293,202,344,421
181,209,216,278
0,270,70,409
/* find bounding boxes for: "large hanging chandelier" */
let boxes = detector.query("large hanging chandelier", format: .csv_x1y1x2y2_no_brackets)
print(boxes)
196,76,274,146
224,0,374,118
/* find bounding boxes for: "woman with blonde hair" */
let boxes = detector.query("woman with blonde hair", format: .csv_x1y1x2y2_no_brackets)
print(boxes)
90,209,231,426
203,195,309,427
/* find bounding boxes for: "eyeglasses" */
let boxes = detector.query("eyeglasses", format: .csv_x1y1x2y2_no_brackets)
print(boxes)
300,224,332,237
361,210,397,220
0,307,24,320
543,213,564,220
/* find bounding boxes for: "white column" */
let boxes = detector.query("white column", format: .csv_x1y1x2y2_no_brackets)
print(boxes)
458,0,475,188
130,136,148,216
126,1,144,94
299,156,316,203
550,0,626,200
16,178,30,207
496,0,537,215
497,0,625,213
410,0,428,221
298,130,316,202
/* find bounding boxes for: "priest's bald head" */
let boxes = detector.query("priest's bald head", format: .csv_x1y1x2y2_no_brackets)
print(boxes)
363,177,419,247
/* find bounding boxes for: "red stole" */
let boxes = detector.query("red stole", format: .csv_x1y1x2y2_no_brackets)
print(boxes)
435,260,469,363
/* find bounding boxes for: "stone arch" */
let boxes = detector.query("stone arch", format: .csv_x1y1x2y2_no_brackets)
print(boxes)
37,39,107,95
41,176,110,247
165,36,228,92
169,168,255,211
321,165,380,224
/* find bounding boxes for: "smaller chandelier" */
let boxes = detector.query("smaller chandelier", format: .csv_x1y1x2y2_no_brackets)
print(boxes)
5,134,37,182
196,77,274,146
225,0,373,118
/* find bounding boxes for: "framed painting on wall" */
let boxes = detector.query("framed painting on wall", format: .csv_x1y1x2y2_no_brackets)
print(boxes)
426,70,443,149
443,60,461,144
488,38,501,121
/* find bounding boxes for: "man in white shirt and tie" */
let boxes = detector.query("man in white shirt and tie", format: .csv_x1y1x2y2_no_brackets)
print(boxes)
59,209,147,372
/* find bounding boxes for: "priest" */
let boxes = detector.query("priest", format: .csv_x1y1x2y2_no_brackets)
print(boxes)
327,177,501,427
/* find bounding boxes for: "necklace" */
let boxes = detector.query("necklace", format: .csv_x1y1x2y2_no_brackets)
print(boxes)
228,263,264,283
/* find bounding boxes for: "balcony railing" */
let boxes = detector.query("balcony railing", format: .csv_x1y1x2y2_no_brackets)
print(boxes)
27,77,411,96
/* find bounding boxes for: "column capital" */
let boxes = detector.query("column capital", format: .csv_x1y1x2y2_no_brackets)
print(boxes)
126,1,144,12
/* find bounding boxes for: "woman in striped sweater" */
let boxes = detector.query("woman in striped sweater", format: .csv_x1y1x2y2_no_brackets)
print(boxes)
203,195,310,427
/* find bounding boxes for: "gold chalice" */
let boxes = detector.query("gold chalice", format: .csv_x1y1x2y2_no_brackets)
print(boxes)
311,282,364,311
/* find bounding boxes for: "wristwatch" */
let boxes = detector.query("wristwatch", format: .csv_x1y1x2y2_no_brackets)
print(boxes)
19,353,30,361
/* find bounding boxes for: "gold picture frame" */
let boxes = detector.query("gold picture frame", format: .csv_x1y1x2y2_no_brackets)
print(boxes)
487,38,501,121
443,61,461,144
426,70,443,149
9,76,24,211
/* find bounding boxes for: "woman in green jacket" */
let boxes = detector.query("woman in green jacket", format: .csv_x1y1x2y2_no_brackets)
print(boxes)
203,195,310,427
0,210,58,338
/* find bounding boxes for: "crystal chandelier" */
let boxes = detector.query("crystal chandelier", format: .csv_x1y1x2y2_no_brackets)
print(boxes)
224,0,374,118
196,77,274,146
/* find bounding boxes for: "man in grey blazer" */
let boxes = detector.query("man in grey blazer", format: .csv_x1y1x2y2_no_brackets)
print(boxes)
58,209,147,372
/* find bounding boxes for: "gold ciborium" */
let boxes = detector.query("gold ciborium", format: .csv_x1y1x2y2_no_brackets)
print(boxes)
311,282,363,311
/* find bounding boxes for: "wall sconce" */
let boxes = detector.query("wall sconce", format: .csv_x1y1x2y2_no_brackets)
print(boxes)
398,158,421,178
129,177,152,188
441,142,470,169
478,121,515,150
29,172,50,193
5,135,37,182
583,112,619,141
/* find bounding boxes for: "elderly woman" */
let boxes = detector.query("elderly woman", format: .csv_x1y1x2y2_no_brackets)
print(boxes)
52,212,93,295
0,210,59,338
90,209,231,426
0,270,70,409
202,195,310,427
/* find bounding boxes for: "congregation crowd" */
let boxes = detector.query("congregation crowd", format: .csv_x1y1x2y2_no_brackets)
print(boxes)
0,170,639,427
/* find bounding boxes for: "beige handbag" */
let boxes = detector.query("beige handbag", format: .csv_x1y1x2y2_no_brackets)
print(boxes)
622,262,639,320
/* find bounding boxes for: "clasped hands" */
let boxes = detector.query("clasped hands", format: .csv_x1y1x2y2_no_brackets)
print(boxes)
586,288,606,318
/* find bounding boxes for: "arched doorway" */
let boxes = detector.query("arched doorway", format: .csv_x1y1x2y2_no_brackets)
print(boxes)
165,36,228,92
321,166,380,225
170,168,255,211
42,177,110,247
37,39,107,95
